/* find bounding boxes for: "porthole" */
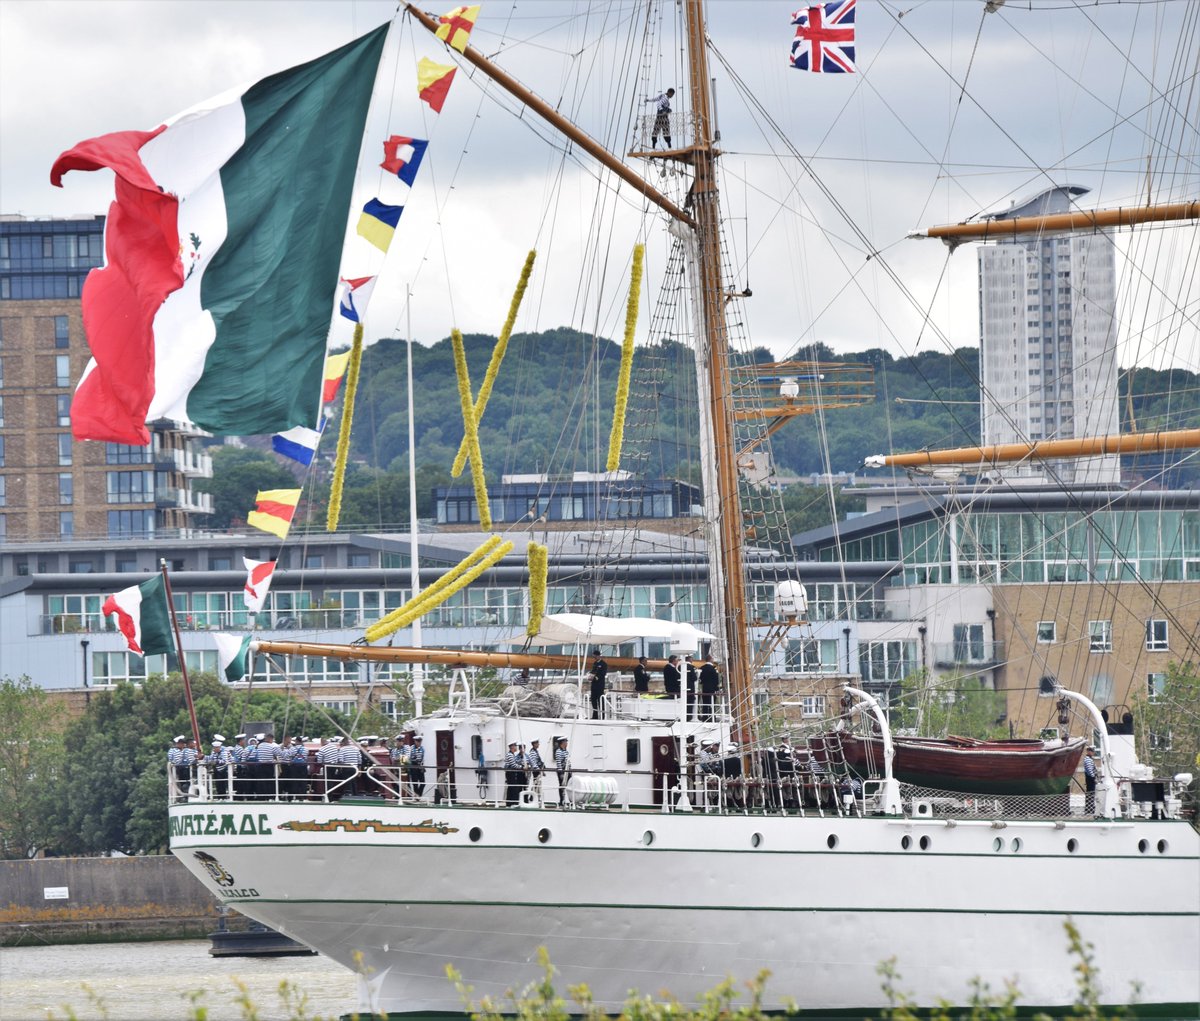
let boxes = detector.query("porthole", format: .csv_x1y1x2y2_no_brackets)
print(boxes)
901,835,912,850
1066,838,1078,853
751,832,763,848
642,830,655,846
537,828,551,844
469,827,482,843
1010,837,1023,853
992,837,1004,852
826,834,839,850
919,835,931,851
1138,839,1149,854
1157,839,1169,854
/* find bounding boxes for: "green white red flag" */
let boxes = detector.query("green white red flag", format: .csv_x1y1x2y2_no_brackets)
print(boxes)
50,23,391,443
213,633,253,682
102,575,174,657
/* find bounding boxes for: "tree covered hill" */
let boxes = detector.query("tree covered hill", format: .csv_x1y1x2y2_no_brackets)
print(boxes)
199,328,1198,530
345,330,992,480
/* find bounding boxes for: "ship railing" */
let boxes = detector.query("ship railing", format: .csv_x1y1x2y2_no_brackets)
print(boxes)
170,762,443,806
899,783,1077,820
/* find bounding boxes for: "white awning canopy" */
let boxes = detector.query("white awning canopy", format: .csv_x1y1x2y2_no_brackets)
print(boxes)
509,613,715,650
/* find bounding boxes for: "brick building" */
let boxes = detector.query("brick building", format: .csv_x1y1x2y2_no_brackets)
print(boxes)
0,214,213,541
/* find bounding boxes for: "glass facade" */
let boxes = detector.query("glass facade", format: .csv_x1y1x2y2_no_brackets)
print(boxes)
823,508,1200,585
0,220,104,301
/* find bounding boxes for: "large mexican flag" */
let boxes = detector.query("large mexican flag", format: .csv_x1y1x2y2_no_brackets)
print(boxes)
51,23,390,444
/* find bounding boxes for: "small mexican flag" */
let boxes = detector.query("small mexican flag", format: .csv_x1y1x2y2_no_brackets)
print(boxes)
103,575,174,658
213,633,252,682
50,23,391,443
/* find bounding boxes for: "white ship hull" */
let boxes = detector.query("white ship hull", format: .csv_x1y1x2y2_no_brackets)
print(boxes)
170,799,1200,1016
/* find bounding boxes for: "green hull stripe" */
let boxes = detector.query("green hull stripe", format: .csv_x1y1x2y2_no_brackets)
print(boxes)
360,1008,1197,1021
231,896,1196,918
192,23,388,434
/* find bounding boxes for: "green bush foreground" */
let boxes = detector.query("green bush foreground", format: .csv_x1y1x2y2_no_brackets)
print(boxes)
47,922,1138,1021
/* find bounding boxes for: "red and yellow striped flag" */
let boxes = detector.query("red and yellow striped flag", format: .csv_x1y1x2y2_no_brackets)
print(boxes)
248,489,301,539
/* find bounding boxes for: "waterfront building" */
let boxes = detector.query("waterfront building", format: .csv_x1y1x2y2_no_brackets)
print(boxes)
0,214,213,543
433,472,702,526
977,185,1121,485
5,477,1194,747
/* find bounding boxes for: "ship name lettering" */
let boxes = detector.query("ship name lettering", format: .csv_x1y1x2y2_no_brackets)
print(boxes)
225,888,260,899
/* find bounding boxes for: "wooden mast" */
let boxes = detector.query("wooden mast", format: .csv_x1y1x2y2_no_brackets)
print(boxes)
683,0,753,743
865,428,1200,469
402,4,694,228
404,1,754,739
910,200,1199,245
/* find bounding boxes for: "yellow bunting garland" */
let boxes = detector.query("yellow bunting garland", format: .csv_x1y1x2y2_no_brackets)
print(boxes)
364,534,503,641
326,324,363,532
451,328,492,530
525,541,548,638
364,538,513,642
606,244,644,472
451,250,536,477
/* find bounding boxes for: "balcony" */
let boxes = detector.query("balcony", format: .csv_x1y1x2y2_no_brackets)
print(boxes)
932,641,1005,671
155,486,213,514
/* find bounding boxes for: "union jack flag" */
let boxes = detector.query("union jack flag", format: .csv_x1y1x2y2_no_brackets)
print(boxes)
790,1,856,74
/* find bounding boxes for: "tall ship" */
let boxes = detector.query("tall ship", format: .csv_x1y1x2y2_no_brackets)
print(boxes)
52,1,1198,1016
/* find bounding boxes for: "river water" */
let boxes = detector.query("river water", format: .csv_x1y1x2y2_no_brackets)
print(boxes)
0,940,362,1021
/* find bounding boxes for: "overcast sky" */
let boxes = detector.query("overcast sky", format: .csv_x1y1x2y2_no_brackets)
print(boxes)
2,0,1196,371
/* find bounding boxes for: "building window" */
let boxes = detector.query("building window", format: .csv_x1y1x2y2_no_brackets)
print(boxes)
0,475,5,506
313,699,358,716
1088,620,1112,653
210,556,232,571
304,554,324,569
115,557,138,573
106,443,154,465
59,473,73,505
0,394,4,426
59,511,74,538
55,354,71,386
91,651,149,685
785,639,838,674
799,695,827,718
348,552,371,568
1145,619,1168,652
106,470,152,503
58,433,72,466
0,435,5,467
54,315,70,348
1036,621,1056,644
1148,730,1172,752
860,641,918,683
69,558,95,574
1147,672,1167,703
0,514,6,539
108,509,155,538
57,394,71,425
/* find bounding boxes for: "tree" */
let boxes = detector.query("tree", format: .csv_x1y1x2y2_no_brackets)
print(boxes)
892,670,1008,740
0,677,66,859
196,446,301,529
1133,660,1200,822
53,673,351,855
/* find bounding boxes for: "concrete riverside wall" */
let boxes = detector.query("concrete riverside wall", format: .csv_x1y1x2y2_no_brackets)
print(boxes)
0,854,221,945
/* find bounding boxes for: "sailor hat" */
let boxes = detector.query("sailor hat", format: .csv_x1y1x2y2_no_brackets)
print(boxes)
254,733,266,741
412,735,423,741
173,735,186,743
234,734,247,741
212,740,223,747
213,734,226,743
